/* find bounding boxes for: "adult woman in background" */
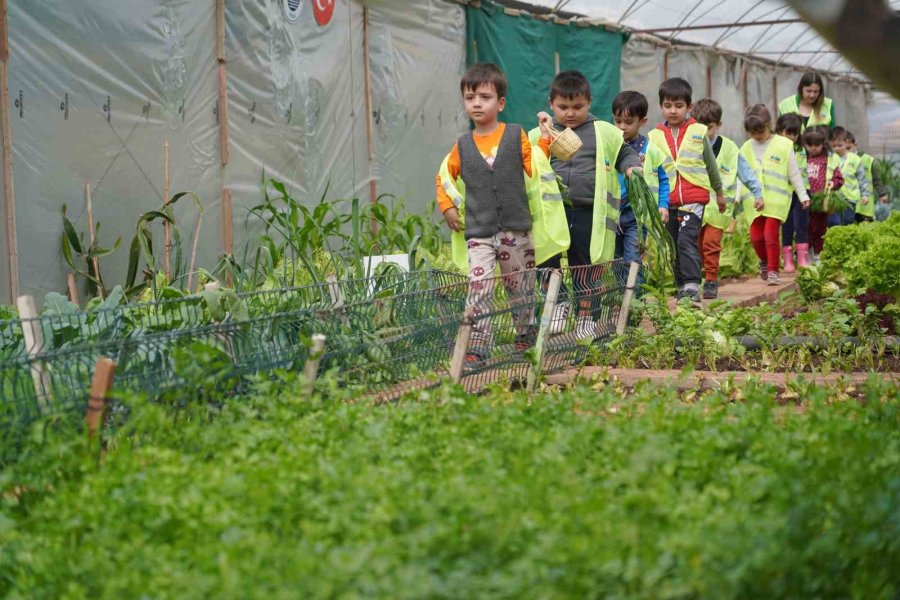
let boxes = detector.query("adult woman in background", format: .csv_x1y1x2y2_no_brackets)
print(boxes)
778,72,835,131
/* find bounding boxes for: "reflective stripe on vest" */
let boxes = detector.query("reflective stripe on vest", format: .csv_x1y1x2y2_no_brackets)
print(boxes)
642,142,665,195
777,95,834,129
739,134,794,223
795,146,808,188
703,137,740,230
648,122,711,191
857,153,875,217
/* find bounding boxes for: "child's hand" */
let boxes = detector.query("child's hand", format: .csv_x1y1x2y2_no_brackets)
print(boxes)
716,192,726,214
537,112,553,139
658,207,669,223
754,197,765,211
861,197,870,206
443,207,462,232
625,166,643,178
801,199,811,209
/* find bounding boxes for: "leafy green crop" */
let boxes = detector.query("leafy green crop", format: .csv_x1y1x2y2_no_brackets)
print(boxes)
0,378,898,598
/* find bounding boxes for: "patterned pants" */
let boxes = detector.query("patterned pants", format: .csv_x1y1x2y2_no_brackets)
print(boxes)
466,231,536,350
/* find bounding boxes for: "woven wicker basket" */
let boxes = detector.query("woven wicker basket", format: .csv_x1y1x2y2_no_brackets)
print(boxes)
548,127,583,161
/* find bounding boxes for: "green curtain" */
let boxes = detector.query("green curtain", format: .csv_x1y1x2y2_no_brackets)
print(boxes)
466,1,625,130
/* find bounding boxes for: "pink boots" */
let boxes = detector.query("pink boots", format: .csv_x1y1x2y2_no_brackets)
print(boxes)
796,243,810,268
782,246,795,273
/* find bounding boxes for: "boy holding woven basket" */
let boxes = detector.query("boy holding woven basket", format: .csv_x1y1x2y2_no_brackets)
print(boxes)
436,63,568,363
530,70,644,339
648,78,726,306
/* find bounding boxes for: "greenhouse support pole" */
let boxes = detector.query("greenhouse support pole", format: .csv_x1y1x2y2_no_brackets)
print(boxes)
450,305,476,384
0,0,18,302
17,295,51,408
615,261,641,336
86,358,116,441
302,334,326,395
527,270,561,393
362,6,378,216
215,0,233,257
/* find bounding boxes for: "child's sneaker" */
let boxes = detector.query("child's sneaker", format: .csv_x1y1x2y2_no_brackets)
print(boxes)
677,289,702,308
574,315,598,340
702,280,718,299
766,271,781,286
548,301,570,335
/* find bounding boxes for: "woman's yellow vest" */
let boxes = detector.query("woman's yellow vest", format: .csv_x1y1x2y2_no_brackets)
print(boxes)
857,153,876,218
527,121,624,264
739,134,795,223
702,136,740,231
648,123,712,192
438,142,570,272
777,95,834,129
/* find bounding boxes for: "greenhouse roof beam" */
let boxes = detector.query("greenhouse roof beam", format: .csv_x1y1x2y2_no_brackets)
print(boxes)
631,18,803,34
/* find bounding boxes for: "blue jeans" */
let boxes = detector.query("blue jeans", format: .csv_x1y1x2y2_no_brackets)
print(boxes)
615,206,644,288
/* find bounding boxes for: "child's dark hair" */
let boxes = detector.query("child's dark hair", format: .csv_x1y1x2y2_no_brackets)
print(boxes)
550,70,591,101
775,112,803,137
802,126,828,148
612,91,648,119
743,103,772,134
658,77,692,104
829,126,851,143
845,131,857,144
797,71,826,114
691,98,722,126
460,63,507,99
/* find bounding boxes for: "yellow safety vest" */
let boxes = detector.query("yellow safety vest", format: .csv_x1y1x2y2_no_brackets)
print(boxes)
642,141,669,201
826,153,839,183
438,145,570,273
837,152,862,204
857,153,876,218
739,134,795,223
777,95,834,129
795,145,808,188
702,136,740,231
528,121,624,264
648,122,712,192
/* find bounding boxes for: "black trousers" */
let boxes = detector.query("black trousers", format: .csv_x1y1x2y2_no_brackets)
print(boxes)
666,209,702,288
782,194,810,244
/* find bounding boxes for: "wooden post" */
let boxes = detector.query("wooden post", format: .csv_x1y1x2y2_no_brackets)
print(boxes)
615,261,641,336
362,6,379,233
85,358,116,440
741,61,748,110
17,295,51,407
449,305,476,384
302,334,326,395
163,138,171,280
706,63,712,97
216,0,229,167
326,274,349,327
84,183,103,299
527,270,561,392
663,50,669,79
221,186,233,254
1,0,18,302
67,273,79,306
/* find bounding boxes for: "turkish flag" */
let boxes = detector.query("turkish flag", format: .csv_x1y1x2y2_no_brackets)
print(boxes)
313,0,335,26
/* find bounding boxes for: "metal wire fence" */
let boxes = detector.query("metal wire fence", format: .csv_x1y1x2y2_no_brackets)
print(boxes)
0,262,636,461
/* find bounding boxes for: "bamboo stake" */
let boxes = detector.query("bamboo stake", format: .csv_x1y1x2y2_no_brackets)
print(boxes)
362,6,379,237
303,334,326,396
615,261,641,336
186,212,203,293
449,305,476,384
84,184,103,299
163,138,171,280
67,273,79,306
85,358,116,440
216,0,229,166
0,0,17,302
527,270,561,392
17,295,51,408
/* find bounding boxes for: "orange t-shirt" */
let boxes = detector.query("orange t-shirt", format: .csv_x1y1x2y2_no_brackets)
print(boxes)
436,124,548,214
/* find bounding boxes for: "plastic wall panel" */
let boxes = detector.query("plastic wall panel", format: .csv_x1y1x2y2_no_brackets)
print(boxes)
666,49,710,98
619,37,664,128
709,54,746,142
224,0,369,255
744,62,776,115
366,0,467,215
7,0,220,300
827,77,870,149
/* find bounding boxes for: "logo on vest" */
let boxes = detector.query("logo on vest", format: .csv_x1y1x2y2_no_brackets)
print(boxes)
691,134,703,141
281,0,302,22
769,155,783,163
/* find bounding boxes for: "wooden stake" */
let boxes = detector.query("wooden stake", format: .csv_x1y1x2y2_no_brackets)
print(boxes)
216,0,229,166
67,273,79,306
84,184,103,299
221,186,233,254
163,138,171,280
303,334,326,395
615,261,641,336
449,305,476,384
17,295,51,408
85,358,116,440
0,0,17,302
186,211,203,292
527,270,561,392
326,274,349,327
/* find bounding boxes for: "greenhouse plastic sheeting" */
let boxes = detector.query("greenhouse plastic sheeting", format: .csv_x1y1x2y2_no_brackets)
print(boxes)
619,37,664,129
466,1,624,128
224,0,369,250
7,0,222,301
366,0,468,214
